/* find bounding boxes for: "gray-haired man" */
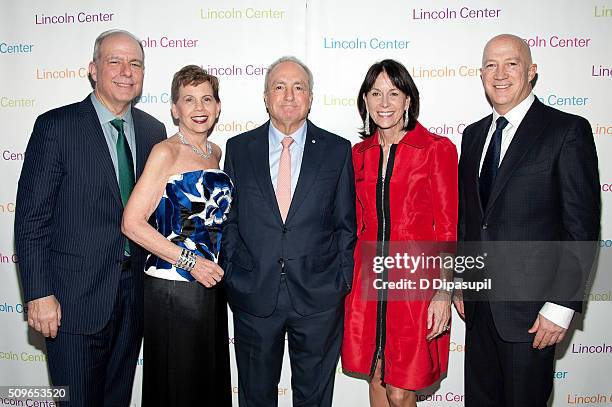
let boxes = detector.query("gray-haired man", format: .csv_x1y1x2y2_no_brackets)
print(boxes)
16,29,166,406
222,56,356,406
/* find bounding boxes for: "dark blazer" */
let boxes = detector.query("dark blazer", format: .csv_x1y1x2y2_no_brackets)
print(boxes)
222,120,357,317
459,98,600,342
15,95,167,334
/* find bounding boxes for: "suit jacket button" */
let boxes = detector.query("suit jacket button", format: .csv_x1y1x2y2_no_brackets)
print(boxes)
482,224,488,230
282,227,288,233
278,258,284,265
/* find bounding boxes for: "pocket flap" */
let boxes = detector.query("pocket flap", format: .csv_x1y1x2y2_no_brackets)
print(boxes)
231,249,254,271
50,250,83,271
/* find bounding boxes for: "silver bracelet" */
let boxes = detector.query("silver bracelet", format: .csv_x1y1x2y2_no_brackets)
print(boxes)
174,248,197,272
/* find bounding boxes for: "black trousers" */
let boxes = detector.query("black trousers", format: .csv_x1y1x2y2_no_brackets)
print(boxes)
46,270,142,407
142,275,232,406
464,301,555,407
233,276,343,407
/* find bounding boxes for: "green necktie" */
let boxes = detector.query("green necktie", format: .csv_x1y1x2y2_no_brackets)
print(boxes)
110,118,135,254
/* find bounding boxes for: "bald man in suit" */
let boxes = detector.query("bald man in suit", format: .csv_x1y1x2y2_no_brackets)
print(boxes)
457,34,599,407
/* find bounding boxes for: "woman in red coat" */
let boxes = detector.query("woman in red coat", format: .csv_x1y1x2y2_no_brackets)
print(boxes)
342,59,458,406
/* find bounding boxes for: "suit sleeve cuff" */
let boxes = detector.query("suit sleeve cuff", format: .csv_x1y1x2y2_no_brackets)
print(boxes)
539,302,574,329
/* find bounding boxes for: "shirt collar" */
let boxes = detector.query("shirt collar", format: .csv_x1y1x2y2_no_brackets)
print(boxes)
90,92,133,126
269,120,307,148
492,93,535,130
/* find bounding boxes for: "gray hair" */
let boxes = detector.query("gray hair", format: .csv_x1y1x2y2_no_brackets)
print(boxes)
92,29,144,65
264,56,313,92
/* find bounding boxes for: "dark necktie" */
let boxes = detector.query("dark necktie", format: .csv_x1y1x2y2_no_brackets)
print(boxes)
479,116,509,209
110,118,135,254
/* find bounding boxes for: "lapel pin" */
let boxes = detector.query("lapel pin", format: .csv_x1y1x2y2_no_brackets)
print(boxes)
312,139,316,144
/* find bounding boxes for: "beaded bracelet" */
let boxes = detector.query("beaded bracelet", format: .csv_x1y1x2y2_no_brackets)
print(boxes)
174,248,197,272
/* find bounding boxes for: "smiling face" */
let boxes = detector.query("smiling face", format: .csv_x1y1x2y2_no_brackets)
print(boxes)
89,33,144,116
363,71,410,135
171,81,221,138
264,61,313,135
480,34,537,115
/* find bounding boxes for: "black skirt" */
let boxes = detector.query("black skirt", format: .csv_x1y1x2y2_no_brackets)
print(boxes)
143,275,232,406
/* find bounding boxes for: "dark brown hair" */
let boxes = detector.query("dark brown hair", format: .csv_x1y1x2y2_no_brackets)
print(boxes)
357,59,420,138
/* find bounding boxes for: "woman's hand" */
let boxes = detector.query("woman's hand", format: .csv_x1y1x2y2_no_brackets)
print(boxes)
426,290,452,340
190,257,224,287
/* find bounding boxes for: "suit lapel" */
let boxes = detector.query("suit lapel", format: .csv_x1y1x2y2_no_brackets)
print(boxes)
467,116,492,217
286,120,324,223
132,108,147,179
485,100,550,216
247,122,283,223
79,97,122,206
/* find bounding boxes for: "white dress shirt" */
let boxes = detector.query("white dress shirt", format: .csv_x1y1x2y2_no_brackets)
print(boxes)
479,93,574,329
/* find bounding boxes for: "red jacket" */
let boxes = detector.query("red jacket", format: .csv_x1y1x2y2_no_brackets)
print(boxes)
342,122,458,389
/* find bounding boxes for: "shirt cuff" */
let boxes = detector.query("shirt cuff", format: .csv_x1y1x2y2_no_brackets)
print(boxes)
539,302,574,329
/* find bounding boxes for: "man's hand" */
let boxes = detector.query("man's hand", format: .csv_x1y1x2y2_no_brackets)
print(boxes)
528,313,567,349
27,295,61,338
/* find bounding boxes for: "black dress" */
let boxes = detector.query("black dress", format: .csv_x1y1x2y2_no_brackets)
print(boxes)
142,170,233,406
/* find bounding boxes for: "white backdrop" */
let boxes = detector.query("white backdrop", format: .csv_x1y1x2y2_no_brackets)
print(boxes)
1,1,611,405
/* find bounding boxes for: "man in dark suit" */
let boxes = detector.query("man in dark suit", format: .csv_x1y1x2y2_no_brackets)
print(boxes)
457,34,600,407
222,56,356,406
15,30,166,406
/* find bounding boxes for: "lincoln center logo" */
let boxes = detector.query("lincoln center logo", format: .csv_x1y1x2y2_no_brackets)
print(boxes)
523,35,591,48
537,94,589,107
593,124,612,135
0,42,34,54
203,64,267,77
2,150,24,160
0,97,35,108
415,392,465,402
323,37,410,49
571,343,612,354
0,351,47,362
140,36,199,48
411,6,501,20
592,65,612,77
0,202,15,213
426,123,468,136
594,5,612,17
36,67,88,80
200,7,285,20
35,11,115,24
410,65,479,78
0,302,25,313
0,252,18,263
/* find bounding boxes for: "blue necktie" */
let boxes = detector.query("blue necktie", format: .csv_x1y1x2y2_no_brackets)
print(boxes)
479,116,509,209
